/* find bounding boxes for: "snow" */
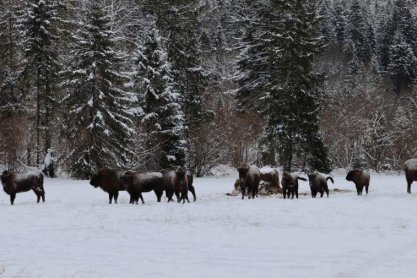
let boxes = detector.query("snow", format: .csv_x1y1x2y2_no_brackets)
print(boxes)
1,172,417,277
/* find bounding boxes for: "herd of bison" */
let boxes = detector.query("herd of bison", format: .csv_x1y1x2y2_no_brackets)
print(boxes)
2,159,417,205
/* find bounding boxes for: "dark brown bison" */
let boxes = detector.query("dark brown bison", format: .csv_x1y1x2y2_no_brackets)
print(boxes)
237,164,261,200
307,172,333,198
346,169,370,195
1,170,45,205
281,172,307,199
404,159,417,193
163,168,195,203
90,168,126,204
172,167,189,203
260,169,282,194
120,171,164,204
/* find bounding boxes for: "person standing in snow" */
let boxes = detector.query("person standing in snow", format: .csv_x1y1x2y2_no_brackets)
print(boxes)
43,148,57,178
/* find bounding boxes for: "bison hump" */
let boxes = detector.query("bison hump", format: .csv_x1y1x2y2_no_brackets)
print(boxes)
405,159,417,171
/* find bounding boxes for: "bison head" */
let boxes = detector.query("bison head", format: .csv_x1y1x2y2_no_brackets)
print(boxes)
345,170,359,182
89,173,100,187
237,164,250,181
1,170,12,184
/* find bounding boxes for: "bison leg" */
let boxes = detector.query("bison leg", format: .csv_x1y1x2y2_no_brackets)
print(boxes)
114,191,119,204
155,190,163,202
10,193,16,205
139,193,145,204
241,187,245,200
355,184,360,196
324,186,329,198
365,185,369,195
407,179,412,194
181,190,189,204
189,185,197,202
108,193,113,204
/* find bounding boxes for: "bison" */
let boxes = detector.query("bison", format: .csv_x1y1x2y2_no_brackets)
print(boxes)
120,171,164,204
163,168,195,203
281,172,307,199
1,170,45,205
404,159,417,193
345,169,370,195
237,164,261,200
172,167,189,204
307,171,334,198
90,168,126,204
260,168,282,194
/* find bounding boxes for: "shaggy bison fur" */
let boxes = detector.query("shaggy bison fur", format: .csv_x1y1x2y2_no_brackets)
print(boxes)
1,170,45,205
307,172,334,198
237,164,261,200
281,172,307,199
90,168,126,204
345,169,370,195
404,159,417,193
121,171,164,204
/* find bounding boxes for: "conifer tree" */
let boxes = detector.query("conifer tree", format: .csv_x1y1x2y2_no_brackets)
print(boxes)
132,18,186,170
143,0,208,166
20,0,60,165
61,1,135,178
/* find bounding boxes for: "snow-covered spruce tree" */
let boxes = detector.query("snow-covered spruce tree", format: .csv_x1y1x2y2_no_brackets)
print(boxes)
0,0,23,110
387,32,417,94
236,0,271,111
61,1,135,179
345,0,376,66
143,0,208,167
267,0,329,172
0,0,29,170
379,0,417,94
132,17,186,170
20,0,60,165
332,0,348,51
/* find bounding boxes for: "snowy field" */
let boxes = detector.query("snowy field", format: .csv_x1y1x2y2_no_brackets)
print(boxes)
1,170,417,278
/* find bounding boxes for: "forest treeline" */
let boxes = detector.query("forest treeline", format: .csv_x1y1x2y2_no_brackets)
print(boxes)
1,0,417,177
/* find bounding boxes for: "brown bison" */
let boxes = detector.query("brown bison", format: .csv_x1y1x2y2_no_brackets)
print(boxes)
281,172,307,199
237,164,261,200
260,168,282,194
90,168,126,204
404,159,417,193
307,172,333,198
120,171,164,204
345,169,370,195
1,170,45,205
172,167,189,203
163,168,195,203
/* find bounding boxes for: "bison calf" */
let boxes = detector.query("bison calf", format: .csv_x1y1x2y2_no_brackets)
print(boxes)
1,170,45,205
345,169,370,195
121,171,164,204
281,172,307,199
307,172,333,198
404,159,417,193
90,168,126,204
237,164,261,200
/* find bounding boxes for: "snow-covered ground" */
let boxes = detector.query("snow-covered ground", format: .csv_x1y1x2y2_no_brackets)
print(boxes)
1,170,416,278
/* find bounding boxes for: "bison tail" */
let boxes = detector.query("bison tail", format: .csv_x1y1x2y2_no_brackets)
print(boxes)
326,176,334,184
